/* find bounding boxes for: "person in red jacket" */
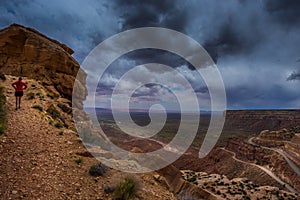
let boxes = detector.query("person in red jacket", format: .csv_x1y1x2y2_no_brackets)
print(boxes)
12,77,27,110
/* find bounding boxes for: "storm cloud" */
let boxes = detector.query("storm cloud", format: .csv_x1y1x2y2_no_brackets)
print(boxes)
287,71,300,81
0,0,300,109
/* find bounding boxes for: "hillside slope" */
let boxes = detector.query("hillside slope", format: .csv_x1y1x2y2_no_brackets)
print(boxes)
0,75,176,199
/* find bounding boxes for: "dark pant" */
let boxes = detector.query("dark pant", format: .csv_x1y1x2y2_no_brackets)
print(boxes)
15,91,23,97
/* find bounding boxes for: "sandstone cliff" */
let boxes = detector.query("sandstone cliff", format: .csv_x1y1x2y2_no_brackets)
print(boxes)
0,23,86,104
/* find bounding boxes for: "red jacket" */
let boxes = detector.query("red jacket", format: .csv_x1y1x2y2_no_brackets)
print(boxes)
12,80,27,92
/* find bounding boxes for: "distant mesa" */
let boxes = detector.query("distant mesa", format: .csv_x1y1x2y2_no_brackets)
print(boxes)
225,109,300,131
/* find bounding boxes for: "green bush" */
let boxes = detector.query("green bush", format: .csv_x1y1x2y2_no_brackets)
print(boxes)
217,181,225,186
26,92,35,100
0,124,4,135
32,104,43,111
114,176,140,200
187,176,197,183
47,105,60,119
49,119,53,125
57,102,72,113
36,91,44,99
54,121,63,128
46,92,55,99
75,157,83,164
89,163,107,177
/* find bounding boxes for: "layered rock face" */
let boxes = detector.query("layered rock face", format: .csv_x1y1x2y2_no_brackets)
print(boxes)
0,24,86,103
259,129,294,140
226,137,273,164
225,110,300,131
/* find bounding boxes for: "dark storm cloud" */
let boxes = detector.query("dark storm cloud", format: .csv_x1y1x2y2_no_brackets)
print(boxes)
1,0,299,64
226,83,300,109
287,71,300,81
115,0,188,32
188,1,265,62
264,0,300,26
108,49,195,71
106,0,193,65
0,0,119,62
202,23,252,63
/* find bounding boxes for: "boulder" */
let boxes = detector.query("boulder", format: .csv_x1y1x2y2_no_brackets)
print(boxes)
0,73,6,81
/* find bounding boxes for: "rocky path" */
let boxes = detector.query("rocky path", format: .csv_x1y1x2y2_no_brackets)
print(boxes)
0,76,176,200
0,77,111,199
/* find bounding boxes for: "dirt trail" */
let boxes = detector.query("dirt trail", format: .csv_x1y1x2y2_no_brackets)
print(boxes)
248,137,300,176
220,147,298,193
0,76,175,200
0,77,111,199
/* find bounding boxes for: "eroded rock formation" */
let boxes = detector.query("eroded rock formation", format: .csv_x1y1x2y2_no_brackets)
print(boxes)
0,23,86,103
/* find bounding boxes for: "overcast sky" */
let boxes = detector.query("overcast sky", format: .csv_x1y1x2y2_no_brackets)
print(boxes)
1,0,300,110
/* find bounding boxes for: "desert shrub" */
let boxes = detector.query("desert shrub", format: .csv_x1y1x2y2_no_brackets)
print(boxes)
36,91,44,99
46,92,55,99
54,121,63,128
75,157,83,164
57,102,72,114
0,73,6,80
48,119,54,125
58,131,64,136
32,104,43,111
104,185,115,193
217,181,225,186
242,189,247,195
89,163,107,177
26,92,35,100
114,175,140,200
0,124,4,135
283,193,287,197
187,176,197,183
47,105,60,119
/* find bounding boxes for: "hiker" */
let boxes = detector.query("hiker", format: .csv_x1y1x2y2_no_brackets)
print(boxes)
12,77,27,110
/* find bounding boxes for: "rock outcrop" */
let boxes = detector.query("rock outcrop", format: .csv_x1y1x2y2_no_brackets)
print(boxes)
259,129,294,140
226,137,273,164
157,165,220,200
0,24,86,104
